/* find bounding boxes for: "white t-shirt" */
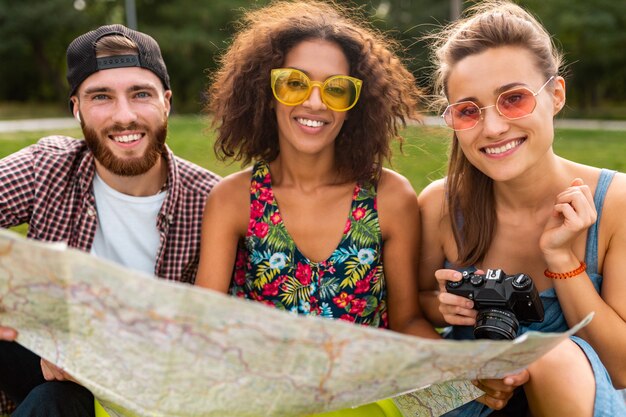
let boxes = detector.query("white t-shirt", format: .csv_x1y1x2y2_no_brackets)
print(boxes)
90,174,166,276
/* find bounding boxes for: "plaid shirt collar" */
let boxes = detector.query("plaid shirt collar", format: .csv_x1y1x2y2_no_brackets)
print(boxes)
159,145,181,230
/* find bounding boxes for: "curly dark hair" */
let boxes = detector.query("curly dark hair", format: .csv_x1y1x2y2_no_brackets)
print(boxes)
206,0,422,182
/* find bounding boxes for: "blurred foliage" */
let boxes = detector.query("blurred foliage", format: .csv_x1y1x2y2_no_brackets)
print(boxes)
0,0,624,116
522,0,626,112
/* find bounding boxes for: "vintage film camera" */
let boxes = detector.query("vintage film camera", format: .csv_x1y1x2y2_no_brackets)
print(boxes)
446,269,544,340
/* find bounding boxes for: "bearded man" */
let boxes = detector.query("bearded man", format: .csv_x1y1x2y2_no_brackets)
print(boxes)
0,24,220,416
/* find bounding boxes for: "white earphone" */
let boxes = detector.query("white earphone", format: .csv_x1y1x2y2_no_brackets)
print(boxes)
75,112,81,123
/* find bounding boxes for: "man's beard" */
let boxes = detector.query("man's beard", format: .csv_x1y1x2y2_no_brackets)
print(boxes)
82,120,168,177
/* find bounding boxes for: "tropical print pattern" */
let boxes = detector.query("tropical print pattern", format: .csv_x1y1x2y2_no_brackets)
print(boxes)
230,160,388,328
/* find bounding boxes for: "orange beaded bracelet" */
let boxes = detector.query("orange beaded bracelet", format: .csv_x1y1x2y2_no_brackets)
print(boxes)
544,261,586,279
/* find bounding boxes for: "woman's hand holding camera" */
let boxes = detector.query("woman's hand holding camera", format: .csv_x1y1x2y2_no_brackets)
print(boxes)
434,268,478,326
434,269,531,410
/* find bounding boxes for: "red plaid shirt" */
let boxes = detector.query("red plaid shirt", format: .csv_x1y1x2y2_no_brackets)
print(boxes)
0,135,220,282
0,136,219,413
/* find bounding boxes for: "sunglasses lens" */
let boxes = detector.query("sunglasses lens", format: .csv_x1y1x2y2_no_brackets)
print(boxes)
323,76,359,111
497,88,536,119
445,102,481,130
272,69,361,111
272,69,310,105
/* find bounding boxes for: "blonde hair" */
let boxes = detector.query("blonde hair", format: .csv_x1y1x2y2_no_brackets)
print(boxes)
95,35,138,57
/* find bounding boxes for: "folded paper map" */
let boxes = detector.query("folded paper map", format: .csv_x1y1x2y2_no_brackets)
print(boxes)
0,229,591,417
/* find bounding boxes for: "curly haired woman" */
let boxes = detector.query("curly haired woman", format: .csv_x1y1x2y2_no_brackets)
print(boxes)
196,1,526,413
198,0,434,336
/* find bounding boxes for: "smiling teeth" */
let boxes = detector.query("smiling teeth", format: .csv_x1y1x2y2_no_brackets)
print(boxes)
485,139,523,155
297,118,324,128
113,134,142,143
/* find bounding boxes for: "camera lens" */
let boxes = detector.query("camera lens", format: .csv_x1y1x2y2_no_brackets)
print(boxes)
474,308,519,340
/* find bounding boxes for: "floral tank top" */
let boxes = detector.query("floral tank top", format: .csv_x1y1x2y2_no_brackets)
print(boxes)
230,161,388,328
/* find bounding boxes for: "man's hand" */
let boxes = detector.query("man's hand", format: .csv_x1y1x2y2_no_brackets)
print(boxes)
41,358,75,382
474,369,530,410
0,325,17,341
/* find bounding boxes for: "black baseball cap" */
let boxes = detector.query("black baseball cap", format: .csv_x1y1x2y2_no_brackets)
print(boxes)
66,24,171,112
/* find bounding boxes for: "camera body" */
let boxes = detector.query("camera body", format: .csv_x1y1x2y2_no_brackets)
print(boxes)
446,269,544,340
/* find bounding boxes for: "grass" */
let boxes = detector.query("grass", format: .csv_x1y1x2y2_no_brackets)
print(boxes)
1,115,625,194
0,101,68,120
553,128,626,172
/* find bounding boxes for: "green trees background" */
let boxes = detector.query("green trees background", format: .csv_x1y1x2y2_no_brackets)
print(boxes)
1,0,625,117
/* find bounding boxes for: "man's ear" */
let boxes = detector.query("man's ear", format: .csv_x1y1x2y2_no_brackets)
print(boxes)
164,90,172,116
71,97,80,121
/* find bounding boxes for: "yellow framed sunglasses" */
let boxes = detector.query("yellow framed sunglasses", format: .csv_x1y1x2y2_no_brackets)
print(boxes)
270,68,363,112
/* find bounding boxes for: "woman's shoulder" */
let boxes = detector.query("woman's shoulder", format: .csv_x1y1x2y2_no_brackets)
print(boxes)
377,169,423,212
376,171,447,214
376,169,418,221
575,165,626,211
377,168,416,197
417,178,447,214
206,167,254,206
607,170,626,194
602,170,626,224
